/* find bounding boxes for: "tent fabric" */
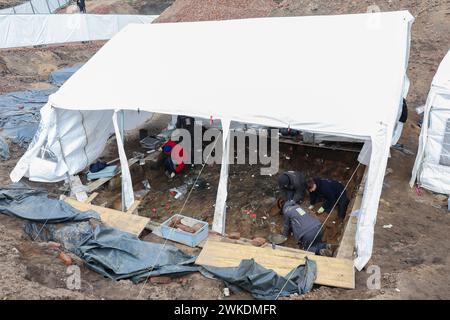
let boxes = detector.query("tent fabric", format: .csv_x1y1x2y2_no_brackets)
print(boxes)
11,12,414,270
0,14,158,49
411,50,450,194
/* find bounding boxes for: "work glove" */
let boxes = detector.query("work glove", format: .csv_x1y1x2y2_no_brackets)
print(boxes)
170,172,176,178
308,205,314,210
317,207,325,214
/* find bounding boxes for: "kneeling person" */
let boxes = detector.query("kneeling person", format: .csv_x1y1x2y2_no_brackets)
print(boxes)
307,177,350,223
282,200,332,256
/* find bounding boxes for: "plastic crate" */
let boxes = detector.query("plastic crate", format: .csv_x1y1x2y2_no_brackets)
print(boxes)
160,214,209,247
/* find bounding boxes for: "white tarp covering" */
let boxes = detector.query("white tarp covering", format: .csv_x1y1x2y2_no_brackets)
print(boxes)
0,14,157,48
11,12,414,270
411,50,450,194
0,0,70,14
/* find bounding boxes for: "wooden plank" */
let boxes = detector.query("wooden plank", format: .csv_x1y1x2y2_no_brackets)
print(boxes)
64,197,149,236
196,238,355,289
84,192,99,204
336,167,368,260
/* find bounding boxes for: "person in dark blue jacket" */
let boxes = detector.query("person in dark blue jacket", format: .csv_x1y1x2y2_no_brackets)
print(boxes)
306,177,350,222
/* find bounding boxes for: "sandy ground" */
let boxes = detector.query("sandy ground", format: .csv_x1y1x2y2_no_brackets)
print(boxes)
0,0,449,300
0,0,23,10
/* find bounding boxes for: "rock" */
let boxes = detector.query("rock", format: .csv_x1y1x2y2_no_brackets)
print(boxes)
177,276,189,285
47,241,61,249
251,237,267,247
67,252,84,266
228,232,241,240
176,224,196,233
192,223,204,232
58,251,72,266
150,276,172,284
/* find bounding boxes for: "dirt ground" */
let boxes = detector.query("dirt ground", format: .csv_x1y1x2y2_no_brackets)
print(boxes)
0,0,449,300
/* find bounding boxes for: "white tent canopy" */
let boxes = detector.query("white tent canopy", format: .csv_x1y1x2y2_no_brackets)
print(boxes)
11,11,414,270
411,50,450,194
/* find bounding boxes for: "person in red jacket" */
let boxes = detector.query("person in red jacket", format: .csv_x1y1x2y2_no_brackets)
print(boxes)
162,139,185,178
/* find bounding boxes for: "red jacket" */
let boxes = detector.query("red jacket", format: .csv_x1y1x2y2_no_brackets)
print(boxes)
162,140,185,173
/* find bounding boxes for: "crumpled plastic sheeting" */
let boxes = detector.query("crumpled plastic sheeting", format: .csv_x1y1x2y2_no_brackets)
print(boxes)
49,64,83,87
0,184,100,223
0,89,56,146
0,136,9,160
24,221,94,255
202,258,316,300
77,224,199,283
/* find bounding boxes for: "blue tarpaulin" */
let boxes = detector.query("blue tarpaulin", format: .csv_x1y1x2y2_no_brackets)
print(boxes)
0,184,100,223
0,136,9,160
0,64,81,146
49,64,82,87
0,89,56,145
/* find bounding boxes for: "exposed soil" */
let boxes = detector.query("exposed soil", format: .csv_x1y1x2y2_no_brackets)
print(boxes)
94,131,363,248
0,0,449,300
0,0,23,10
0,42,105,93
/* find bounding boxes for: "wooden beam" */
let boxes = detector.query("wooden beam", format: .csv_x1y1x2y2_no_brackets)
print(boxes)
336,167,368,260
86,156,141,193
196,237,355,289
279,137,362,153
84,192,99,204
126,200,141,215
64,197,149,236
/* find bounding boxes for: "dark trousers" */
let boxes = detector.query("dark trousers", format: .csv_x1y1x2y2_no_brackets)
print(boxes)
163,157,176,173
338,194,350,220
300,228,326,255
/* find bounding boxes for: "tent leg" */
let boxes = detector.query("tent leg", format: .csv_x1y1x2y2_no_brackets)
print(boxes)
112,110,135,212
120,110,125,212
212,119,231,234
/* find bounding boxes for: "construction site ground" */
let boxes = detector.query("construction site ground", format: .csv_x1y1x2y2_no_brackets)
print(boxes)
0,0,449,300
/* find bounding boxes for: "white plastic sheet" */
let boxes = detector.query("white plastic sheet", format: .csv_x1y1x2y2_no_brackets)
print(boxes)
411,50,450,194
0,14,157,49
0,0,70,14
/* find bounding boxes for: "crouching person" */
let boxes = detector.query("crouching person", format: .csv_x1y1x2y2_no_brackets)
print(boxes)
306,177,350,224
282,200,332,256
162,139,185,178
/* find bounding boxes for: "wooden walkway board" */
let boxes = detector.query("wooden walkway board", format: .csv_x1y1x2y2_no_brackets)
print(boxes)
196,238,355,289
336,167,367,260
64,198,149,236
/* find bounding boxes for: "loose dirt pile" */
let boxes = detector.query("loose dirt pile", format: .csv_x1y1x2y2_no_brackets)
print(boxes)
0,42,104,93
154,0,277,22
